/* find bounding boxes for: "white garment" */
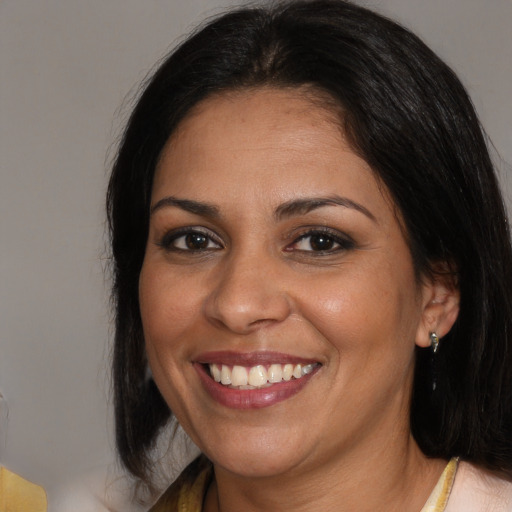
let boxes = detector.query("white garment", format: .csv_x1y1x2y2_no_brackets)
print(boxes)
446,462,512,512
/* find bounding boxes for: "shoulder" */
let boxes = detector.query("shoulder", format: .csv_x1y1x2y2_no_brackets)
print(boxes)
446,461,512,512
150,456,213,512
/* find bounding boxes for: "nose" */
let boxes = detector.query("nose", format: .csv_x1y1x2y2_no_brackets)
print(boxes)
204,251,292,334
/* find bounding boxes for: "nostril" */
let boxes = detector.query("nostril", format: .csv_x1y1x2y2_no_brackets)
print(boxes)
248,318,274,328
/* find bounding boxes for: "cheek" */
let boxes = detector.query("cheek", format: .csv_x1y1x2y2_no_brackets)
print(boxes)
298,262,420,357
138,262,202,360
138,263,203,414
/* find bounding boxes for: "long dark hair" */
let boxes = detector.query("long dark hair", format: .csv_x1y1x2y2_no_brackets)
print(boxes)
107,0,512,486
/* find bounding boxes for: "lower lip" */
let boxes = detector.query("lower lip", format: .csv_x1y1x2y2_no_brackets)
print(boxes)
194,363,319,409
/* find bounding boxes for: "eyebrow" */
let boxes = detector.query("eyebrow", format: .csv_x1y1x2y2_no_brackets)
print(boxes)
150,194,376,223
150,196,220,218
274,195,377,222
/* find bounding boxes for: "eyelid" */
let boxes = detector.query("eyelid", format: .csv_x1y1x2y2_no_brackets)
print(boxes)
286,227,355,252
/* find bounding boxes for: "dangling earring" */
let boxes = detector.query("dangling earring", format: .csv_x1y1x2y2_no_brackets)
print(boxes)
429,332,440,391
145,364,153,383
430,332,440,353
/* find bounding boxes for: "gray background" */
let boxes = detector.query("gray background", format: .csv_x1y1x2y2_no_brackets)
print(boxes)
1,0,511,497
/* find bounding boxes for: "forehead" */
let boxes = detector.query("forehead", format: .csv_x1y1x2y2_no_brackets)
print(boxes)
154,87,375,197
163,87,344,161
150,87,406,235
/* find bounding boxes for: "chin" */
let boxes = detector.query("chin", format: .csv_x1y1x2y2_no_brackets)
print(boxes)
201,428,309,478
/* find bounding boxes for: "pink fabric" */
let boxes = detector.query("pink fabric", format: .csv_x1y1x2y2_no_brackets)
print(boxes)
446,462,512,511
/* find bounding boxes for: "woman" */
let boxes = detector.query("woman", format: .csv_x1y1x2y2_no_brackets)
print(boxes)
107,1,512,510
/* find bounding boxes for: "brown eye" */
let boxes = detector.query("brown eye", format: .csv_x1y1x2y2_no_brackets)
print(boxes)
159,228,222,252
308,234,336,251
185,233,209,250
289,229,355,254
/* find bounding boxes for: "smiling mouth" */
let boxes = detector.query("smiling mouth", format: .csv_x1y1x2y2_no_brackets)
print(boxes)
194,352,322,409
207,362,320,389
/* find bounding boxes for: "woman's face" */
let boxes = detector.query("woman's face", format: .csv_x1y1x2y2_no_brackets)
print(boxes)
139,88,436,478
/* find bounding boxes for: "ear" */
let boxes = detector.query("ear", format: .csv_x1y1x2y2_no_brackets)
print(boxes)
415,264,460,348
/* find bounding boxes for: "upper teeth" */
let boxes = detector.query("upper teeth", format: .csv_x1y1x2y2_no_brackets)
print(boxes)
209,363,317,388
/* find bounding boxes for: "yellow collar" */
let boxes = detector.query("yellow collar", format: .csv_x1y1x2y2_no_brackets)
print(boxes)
420,458,459,512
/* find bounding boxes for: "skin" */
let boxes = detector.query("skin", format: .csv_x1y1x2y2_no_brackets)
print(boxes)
139,87,460,511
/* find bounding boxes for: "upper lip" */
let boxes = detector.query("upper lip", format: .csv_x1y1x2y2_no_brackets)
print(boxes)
194,351,320,367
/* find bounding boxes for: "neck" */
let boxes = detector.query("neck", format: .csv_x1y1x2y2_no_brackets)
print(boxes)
204,436,446,512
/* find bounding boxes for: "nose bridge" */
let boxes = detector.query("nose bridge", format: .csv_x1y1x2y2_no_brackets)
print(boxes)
204,245,291,333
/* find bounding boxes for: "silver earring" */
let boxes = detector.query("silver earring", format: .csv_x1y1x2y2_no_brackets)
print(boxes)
430,332,440,353
145,364,153,383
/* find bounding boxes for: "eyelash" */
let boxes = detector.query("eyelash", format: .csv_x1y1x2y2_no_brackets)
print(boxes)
157,228,223,252
286,228,355,254
156,227,355,254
